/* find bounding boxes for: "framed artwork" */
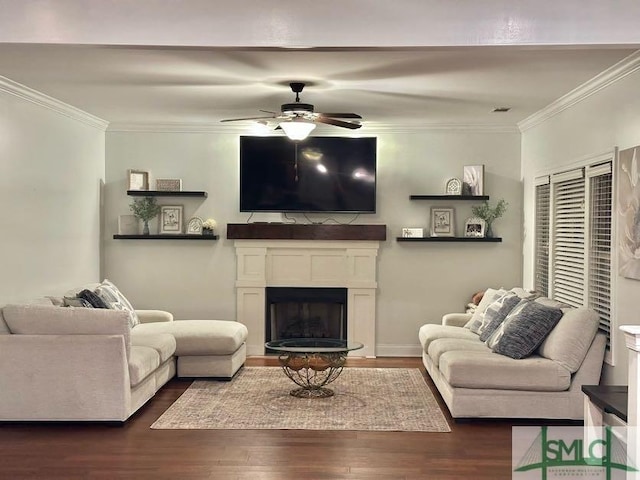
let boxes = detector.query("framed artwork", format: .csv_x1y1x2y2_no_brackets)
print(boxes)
160,205,183,234
618,145,640,280
128,169,149,191
401,228,424,238
187,216,204,235
430,207,455,237
463,165,484,196
156,178,183,191
464,217,486,238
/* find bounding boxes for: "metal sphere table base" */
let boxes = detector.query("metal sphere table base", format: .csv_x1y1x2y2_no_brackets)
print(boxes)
289,386,335,398
278,352,347,398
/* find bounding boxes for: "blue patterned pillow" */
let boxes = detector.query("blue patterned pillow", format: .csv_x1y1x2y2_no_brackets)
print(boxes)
478,294,523,342
491,301,563,359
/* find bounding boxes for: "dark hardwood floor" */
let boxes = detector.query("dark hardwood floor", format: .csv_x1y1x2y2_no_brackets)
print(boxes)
0,358,525,479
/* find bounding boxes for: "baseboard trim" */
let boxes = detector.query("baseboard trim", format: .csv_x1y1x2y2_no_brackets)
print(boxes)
375,344,422,357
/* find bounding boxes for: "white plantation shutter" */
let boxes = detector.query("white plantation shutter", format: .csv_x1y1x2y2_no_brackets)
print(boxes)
551,169,586,308
587,163,613,348
534,176,550,297
536,159,614,355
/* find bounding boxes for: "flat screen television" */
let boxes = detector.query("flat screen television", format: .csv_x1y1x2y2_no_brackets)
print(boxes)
239,136,377,213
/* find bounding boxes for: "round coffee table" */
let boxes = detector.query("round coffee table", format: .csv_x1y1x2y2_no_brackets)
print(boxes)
265,338,364,398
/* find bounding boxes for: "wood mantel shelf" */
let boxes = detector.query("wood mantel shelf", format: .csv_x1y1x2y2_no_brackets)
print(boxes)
227,223,387,241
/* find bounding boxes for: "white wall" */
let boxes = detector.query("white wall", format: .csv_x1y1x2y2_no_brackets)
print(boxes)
0,86,105,303
521,68,640,384
104,128,522,354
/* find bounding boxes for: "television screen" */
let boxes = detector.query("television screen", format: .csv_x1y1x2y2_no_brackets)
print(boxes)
240,136,377,213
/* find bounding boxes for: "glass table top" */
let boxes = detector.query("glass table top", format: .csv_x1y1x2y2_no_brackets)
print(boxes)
265,338,364,353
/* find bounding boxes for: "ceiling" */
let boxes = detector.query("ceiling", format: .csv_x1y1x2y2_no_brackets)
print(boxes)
0,44,636,131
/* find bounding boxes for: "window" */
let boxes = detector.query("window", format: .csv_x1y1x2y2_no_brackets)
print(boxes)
587,163,613,349
534,177,550,297
534,159,613,354
551,169,586,308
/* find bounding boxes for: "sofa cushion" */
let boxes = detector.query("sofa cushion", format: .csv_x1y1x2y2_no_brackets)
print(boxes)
2,304,131,357
439,350,571,391
93,279,140,328
464,288,506,333
427,338,490,367
418,324,479,352
131,332,176,363
128,346,160,387
0,309,8,334
133,320,248,356
490,301,564,359
538,308,599,373
478,294,523,342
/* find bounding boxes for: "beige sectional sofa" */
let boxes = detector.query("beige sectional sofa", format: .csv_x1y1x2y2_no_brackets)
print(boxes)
419,291,607,420
0,298,248,422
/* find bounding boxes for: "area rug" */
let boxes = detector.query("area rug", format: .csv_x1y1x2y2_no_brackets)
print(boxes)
151,367,450,432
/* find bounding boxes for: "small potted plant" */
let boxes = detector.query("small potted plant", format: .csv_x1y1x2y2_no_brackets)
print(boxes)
129,197,161,235
471,199,508,238
202,218,217,236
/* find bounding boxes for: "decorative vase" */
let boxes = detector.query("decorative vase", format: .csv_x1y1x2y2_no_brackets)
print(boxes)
485,223,494,238
203,228,214,236
143,220,150,235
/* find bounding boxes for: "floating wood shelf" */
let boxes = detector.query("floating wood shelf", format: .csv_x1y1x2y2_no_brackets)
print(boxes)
227,223,387,241
113,234,219,240
409,195,490,201
396,236,502,243
127,190,208,198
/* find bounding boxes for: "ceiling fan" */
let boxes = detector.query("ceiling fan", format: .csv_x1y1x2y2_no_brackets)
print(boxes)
220,82,362,140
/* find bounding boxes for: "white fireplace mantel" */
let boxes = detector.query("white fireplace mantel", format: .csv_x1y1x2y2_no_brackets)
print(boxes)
234,239,380,357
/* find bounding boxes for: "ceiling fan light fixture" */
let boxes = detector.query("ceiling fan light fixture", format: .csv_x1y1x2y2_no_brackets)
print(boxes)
280,119,316,141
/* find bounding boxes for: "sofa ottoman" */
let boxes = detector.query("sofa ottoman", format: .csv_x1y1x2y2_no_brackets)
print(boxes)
133,319,248,378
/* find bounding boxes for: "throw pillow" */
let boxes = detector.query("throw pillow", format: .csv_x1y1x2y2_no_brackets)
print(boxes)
490,301,564,359
478,294,523,342
93,279,140,328
78,289,109,309
63,296,94,308
464,288,507,333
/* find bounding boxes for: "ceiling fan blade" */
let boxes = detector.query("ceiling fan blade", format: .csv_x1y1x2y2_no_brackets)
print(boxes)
220,115,276,123
315,117,362,129
318,113,362,119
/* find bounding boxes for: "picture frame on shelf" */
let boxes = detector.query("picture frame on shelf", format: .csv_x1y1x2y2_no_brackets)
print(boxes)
160,205,183,234
128,169,149,191
401,228,424,238
463,165,484,196
186,216,204,235
445,177,462,195
156,178,183,192
464,217,486,238
430,207,455,237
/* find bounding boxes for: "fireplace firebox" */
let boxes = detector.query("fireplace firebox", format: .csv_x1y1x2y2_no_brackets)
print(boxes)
265,287,347,352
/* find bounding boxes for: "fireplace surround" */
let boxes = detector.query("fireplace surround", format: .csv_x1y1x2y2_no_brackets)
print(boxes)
231,225,383,357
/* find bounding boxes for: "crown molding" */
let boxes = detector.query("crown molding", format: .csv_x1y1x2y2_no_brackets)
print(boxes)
0,76,109,131
107,121,519,134
518,49,640,132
